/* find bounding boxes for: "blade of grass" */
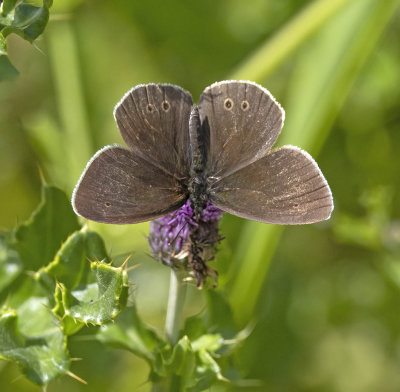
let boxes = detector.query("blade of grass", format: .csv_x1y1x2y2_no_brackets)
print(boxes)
278,0,400,154
46,20,93,189
229,0,354,81
228,0,400,325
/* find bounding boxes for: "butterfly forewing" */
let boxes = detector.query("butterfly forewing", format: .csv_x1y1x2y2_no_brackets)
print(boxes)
114,84,193,180
198,81,284,179
210,146,333,224
72,146,186,224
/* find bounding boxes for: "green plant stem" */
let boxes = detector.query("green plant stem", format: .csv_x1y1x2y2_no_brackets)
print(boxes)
165,269,186,345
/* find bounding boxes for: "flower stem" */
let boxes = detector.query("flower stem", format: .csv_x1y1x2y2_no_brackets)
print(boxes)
165,269,186,345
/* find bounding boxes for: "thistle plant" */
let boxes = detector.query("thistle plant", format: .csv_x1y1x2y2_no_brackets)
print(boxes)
2,0,396,390
0,184,243,391
0,0,53,81
148,200,223,287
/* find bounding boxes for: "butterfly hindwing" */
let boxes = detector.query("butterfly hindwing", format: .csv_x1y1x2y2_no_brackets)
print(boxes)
209,145,333,224
72,146,186,224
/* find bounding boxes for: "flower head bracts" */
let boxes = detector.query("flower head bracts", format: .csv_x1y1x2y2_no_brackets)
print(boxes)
148,200,223,287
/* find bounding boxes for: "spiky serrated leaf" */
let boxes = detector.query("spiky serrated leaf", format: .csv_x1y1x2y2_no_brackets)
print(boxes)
35,228,124,329
41,230,109,291
60,261,127,326
53,284,84,335
12,185,80,271
0,297,70,386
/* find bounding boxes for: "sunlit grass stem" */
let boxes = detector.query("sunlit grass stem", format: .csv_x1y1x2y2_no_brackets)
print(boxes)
230,0,353,81
46,20,93,189
228,0,400,325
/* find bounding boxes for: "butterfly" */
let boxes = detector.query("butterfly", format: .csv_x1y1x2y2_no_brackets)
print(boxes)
72,81,333,225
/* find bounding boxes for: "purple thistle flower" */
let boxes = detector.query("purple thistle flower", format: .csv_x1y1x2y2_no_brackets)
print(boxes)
148,200,223,287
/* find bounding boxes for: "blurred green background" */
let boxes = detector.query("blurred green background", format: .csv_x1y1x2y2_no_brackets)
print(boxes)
1,0,400,390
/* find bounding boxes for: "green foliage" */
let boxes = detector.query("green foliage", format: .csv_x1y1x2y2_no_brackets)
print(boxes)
1,184,128,386
0,0,52,81
1,0,400,391
42,229,127,330
59,260,127,326
98,290,246,391
0,301,69,386
0,236,22,293
0,44,18,80
228,0,400,325
11,185,80,271
39,229,127,329
97,306,165,364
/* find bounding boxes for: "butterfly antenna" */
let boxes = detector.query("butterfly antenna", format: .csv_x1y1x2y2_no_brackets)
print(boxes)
168,221,189,249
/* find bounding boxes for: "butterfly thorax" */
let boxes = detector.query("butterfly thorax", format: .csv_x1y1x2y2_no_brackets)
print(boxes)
188,105,210,219
188,174,209,219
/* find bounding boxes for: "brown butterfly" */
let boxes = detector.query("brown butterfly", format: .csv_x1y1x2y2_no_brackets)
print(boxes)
72,81,333,225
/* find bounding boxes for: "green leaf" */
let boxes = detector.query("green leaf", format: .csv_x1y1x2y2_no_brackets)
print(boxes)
4,272,48,311
42,231,113,335
191,334,223,353
0,34,18,81
0,53,18,80
182,315,207,341
41,230,109,292
1,1,52,42
0,298,70,386
0,0,52,80
204,290,237,338
36,227,124,330
167,336,195,377
164,336,197,392
97,306,166,364
60,260,127,326
0,34,6,55
12,3,49,41
164,336,226,392
52,284,83,335
188,349,225,392
0,236,23,294
12,185,80,271
183,291,237,344
1,0,18,16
